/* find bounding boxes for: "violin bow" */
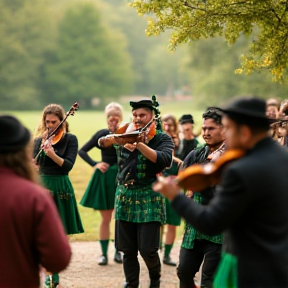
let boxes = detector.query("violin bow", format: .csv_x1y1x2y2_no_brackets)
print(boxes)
34,102,79,161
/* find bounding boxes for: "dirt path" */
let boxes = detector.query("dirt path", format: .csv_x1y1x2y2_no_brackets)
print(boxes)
51,239,199,288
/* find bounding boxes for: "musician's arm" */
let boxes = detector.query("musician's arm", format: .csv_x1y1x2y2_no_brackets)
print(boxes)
136,142,157,163
98,135,117,148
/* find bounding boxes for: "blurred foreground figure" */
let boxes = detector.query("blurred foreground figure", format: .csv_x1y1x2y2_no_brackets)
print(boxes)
0,115,71,288
153,97,288,288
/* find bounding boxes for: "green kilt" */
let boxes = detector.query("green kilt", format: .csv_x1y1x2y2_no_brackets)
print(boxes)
115,184,166,224
80,165,118,210
165,197,181,226
163,161,181,226
41,175,84,235
213,252,238,288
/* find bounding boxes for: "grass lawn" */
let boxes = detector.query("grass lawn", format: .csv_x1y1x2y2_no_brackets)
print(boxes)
1,100,204,242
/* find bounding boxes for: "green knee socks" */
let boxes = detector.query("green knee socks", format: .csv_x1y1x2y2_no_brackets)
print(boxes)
99,239,109,257
164,244,173,257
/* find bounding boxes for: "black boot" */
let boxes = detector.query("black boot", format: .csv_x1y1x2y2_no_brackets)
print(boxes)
123,282,139,288
163,255,177,266
114,251,123,264
150,279,160,288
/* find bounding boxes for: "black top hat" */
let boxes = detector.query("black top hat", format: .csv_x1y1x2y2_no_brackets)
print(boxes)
130,100,154,111
179,114,194,124
0,115,31,153
220,97,268,120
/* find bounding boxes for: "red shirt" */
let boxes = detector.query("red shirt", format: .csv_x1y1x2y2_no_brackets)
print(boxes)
0,167,71,288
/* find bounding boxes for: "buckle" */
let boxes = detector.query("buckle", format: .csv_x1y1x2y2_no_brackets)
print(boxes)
124,179,135,188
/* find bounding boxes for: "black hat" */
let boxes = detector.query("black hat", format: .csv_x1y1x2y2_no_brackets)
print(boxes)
130,100,153,111
0,115,31,153
220,97,268,119
179,114,194,124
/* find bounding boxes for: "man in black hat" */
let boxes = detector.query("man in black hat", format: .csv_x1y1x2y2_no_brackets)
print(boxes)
153,96,288,288
0,115,71,288
99,98,174,288
177,114,199,160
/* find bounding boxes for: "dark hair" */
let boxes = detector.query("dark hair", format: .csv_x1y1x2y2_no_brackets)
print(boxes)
202,107,222,125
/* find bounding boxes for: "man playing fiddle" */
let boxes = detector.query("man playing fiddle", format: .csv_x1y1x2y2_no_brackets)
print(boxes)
99,98,174,288
153,97,288,288
177,108,225,288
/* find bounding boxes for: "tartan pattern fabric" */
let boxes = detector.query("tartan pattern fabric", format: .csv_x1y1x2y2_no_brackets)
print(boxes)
114,184,166,223
181,192,222,249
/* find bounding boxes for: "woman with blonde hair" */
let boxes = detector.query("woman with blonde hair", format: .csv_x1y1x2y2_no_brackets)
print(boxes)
78,102,123,265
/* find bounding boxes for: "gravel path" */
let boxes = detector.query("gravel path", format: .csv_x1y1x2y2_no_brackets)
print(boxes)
50,239,200,288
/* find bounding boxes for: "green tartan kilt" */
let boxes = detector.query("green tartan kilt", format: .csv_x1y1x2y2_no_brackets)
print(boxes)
80,165,118,210
165,197,181,226
213,252,238,288
41,175,84,235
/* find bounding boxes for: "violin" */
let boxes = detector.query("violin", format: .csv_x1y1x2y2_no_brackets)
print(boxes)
175,149,246,191
100,117,158,147
48,126,65,145
35,102,79,161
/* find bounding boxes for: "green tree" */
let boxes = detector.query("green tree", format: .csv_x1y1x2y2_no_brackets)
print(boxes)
0,0,54,109
187,36,288,108
42,2,133,108
145,44,189,96
130,0,288,81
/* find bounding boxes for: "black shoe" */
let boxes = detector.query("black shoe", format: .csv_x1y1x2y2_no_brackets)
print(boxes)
114,251,123,264
98,255,108,266
163,255,177,266
150,279,160,288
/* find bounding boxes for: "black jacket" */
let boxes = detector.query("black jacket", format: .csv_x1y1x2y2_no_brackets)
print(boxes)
172,137,288,288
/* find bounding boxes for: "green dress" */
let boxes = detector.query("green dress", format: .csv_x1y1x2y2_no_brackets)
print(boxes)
34,134,84,235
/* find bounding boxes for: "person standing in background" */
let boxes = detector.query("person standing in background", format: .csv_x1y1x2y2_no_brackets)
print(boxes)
0,115,71,288
177,114,199,160
161,114,182,266
78,102,123,265
33,103,84,288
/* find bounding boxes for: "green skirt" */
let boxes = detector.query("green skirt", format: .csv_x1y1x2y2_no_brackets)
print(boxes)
80,165,118,210
41,175,84,235
213,252,238,288
165,197,181,226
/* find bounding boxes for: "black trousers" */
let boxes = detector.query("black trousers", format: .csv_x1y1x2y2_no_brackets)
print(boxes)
177,240,222,288
115,220,161,288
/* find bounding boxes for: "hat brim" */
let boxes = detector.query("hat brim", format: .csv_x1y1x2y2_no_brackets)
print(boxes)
219,107,268,120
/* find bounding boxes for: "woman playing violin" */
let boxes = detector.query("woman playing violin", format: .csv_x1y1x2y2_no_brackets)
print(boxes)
78,102,123,266
33,103,84,288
